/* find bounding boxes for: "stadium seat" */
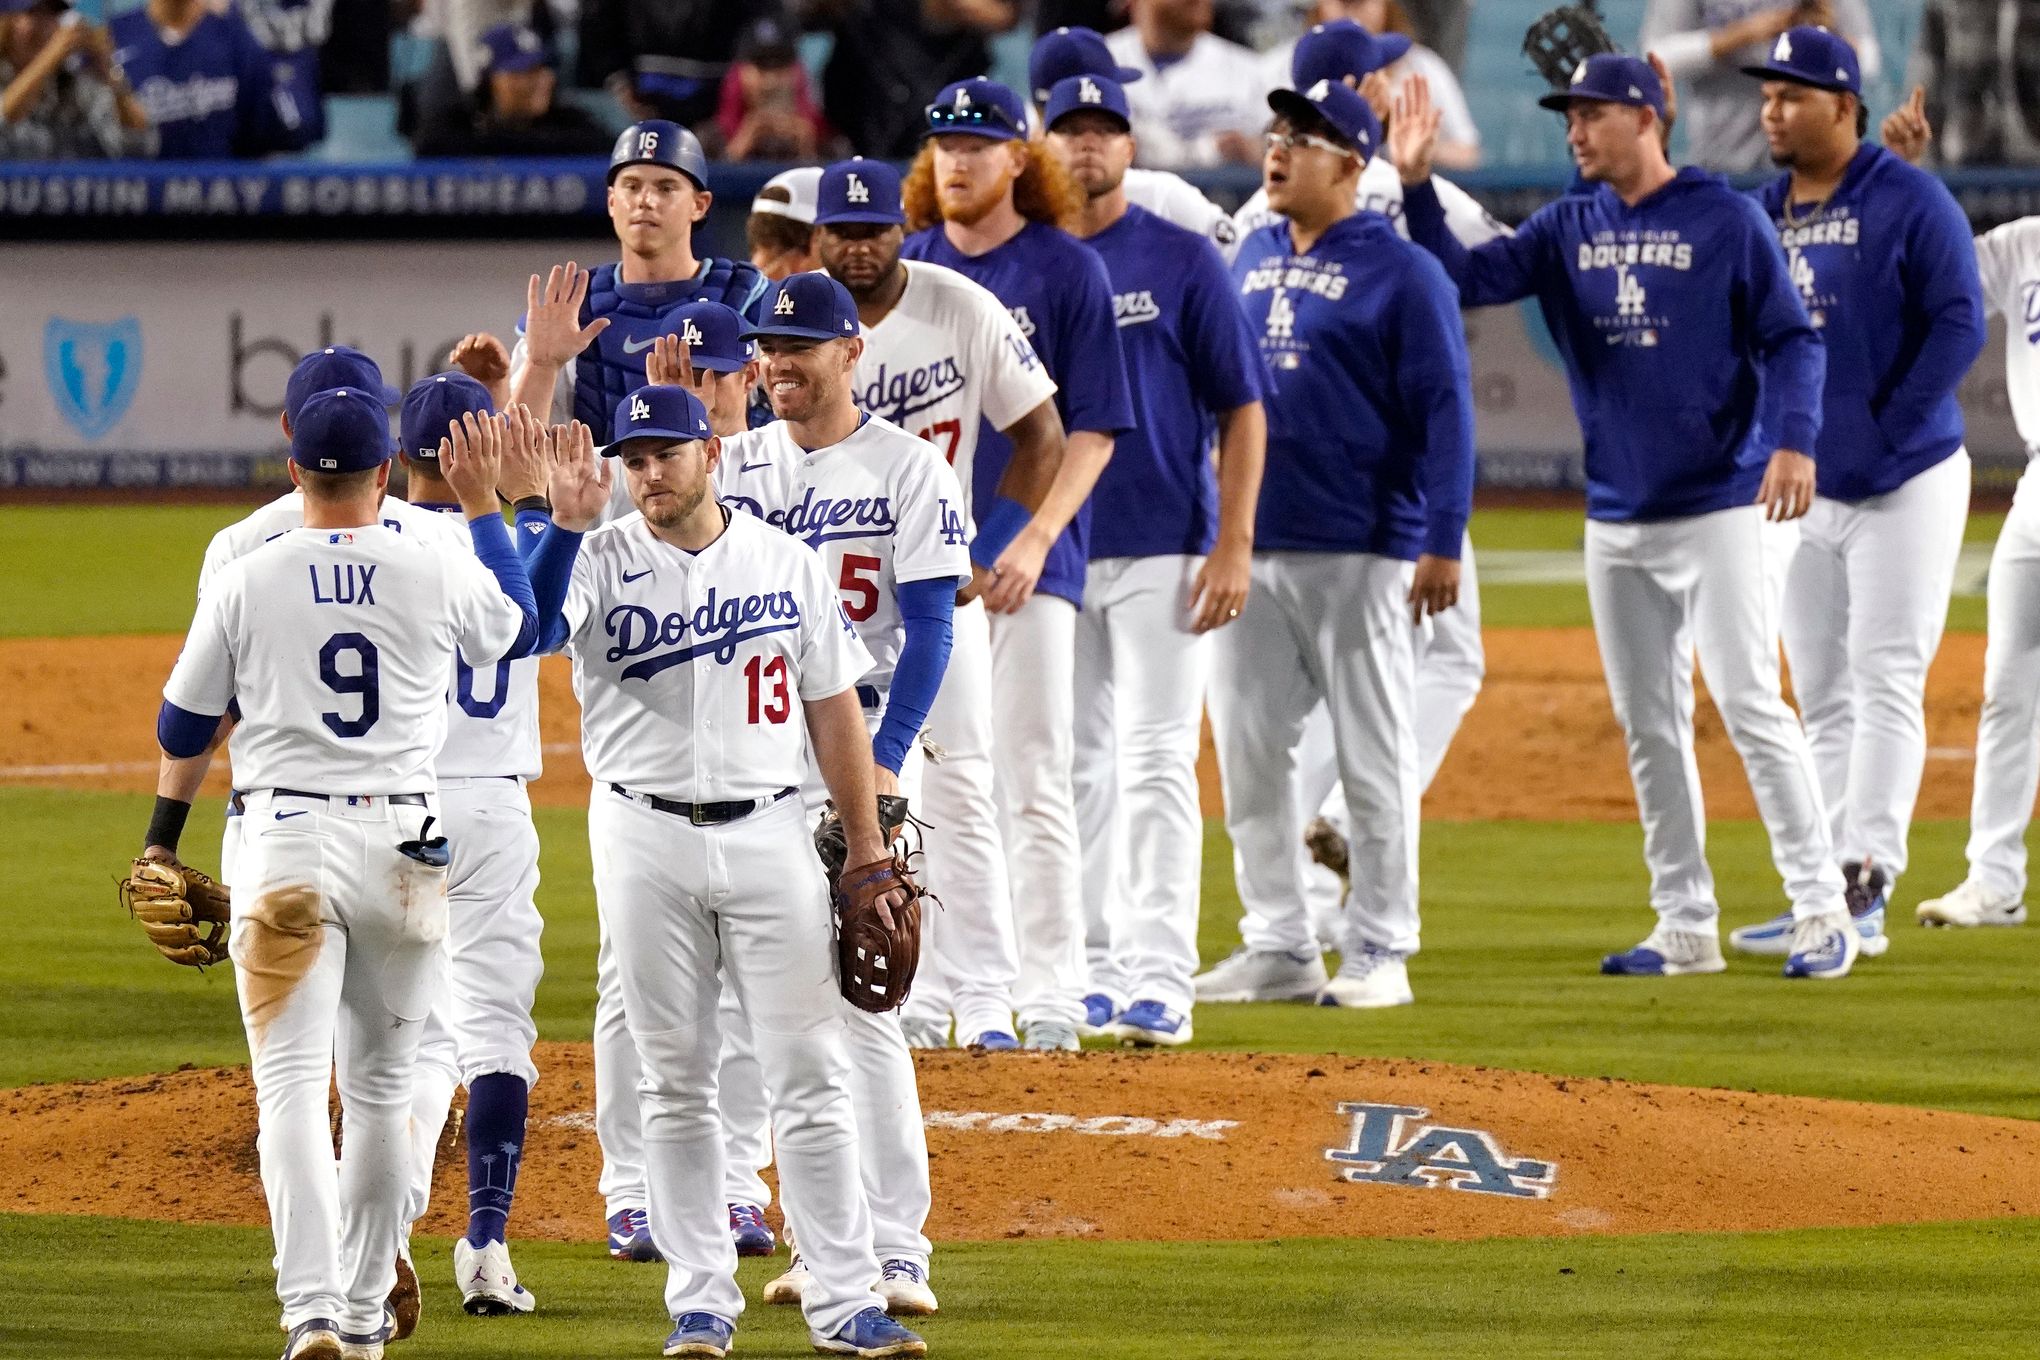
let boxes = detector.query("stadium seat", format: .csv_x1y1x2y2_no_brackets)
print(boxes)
307,94,411,164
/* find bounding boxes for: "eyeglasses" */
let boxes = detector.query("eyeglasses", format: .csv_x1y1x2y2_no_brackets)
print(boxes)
1264,130,1354,157
925,100,1023,137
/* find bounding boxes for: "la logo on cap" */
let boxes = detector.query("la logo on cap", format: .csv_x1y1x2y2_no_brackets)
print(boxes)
680,319,704,346
847,174,869,203
1079,77,1101,104
955,87,972,110
629,395,652,422
774,290,797,316
1775,32,1792,59
1307,78,1331,100
1572,60,1588,84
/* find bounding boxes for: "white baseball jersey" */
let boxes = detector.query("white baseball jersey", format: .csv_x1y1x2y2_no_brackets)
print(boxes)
718,415,971,701
1226,160,1507,262
559,506,872,799
851,260,1057,502
1104,27,1266,169
165,526,530,794
1976,218,2040,455
1123,167,1236,251
198,492,545,780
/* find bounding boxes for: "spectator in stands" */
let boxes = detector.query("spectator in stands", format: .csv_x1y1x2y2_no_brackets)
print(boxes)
237,0,330,150
747,165,822,278
707,12,844,163
1906,0,2040,166
0,0,155,159
1106,0,1266,166
109,0,288,158
1643,0,1880,172
819,0,1018,159
577,0,748,129
1264,0,1478,167
412,20,610,156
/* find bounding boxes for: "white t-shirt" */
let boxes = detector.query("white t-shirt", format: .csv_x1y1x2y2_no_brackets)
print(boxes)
718,415,970,703
165,525,529,794
198,491,545,780
1105,27,1268,168
1975,218,2040,456
852,260,1058,501
1226,159,1508,262
559,506,872,800
1124,167,1237,250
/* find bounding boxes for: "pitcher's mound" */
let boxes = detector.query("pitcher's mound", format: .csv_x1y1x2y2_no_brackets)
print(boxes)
6,1047,2037,1243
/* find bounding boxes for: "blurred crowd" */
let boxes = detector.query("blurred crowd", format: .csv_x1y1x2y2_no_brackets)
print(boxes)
2,0,2035,169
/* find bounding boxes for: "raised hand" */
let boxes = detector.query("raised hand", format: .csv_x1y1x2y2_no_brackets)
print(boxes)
1881,85,1930,164
646,333,698,390
498,404,548,503
1648,51,1678,142
1390,74,1440,185
522,263,611,370
545,420,613,533
441,411,506,515
448,332,512,407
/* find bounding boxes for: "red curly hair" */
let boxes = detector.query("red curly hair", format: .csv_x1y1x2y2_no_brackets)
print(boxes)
900,137,1085,234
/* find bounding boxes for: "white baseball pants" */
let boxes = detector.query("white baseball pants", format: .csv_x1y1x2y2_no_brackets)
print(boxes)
589,787,882,1336
232,790,446,1336
901,597,1020,1041
1209,552,1423,959
1585,506,1846,932
404,777,545,1227
1781,451,1971,886
1073,554,1210,1013
1963,457,2040,899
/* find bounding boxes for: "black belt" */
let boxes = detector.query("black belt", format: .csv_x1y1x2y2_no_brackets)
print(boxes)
230,789,429,815
858,684,881,710
610,784,796,826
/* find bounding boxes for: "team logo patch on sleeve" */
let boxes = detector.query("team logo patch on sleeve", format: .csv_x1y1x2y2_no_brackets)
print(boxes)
1324,1102,1556,1199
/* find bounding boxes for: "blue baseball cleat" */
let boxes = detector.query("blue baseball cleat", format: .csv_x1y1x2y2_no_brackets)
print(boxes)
664,1312,735,1358
1078,992,1119,1036
607,1207,658,1262
1110,999,1193,1047
1783,913,1861,979
1600,927,1725,976
964,1029,1019,1050
811,1306,927,1357
729,1203,775,1257
1732,861,1890,957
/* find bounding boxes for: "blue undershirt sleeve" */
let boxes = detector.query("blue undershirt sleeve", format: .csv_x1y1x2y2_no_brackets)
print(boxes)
468,513,540,658
524,517,586,655
871,578,958,774
157,702,223,759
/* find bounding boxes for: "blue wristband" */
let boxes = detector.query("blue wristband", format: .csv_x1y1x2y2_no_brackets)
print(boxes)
969,495,1032,571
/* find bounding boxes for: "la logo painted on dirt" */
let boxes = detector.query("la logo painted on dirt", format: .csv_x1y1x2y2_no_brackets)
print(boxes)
1325,1102,1556,1199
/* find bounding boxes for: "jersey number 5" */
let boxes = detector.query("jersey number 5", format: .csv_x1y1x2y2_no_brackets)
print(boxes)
837,553,882,622
745,654,791,724
320,632,381,738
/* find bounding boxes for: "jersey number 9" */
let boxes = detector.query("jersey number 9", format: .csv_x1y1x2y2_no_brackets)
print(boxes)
320,632,381,738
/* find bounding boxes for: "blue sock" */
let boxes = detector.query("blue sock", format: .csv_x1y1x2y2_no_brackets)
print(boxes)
464,1073,528,1248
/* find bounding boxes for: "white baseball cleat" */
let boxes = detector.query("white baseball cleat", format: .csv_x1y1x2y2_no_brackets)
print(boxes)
1315,945,1414,1008
1916,880,2029,929
1192,947,1328,1002
899,1017,950,1049
877,1258,938,1316
1783,912,1861,980
455,1237,536,1315
762,1251,809,1306
1600,926,1726,977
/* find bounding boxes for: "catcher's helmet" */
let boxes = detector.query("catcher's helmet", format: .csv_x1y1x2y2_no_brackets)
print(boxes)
608,120,709,191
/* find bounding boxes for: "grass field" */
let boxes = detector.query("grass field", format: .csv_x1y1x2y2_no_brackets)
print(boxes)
2,503,2035,1357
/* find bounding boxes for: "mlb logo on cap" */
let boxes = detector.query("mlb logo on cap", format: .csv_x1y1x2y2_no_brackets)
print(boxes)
291,387,394,474
1740,25,1861,95
743,272,862,342
608,384,712,454
816,158,905,226
399,371,494,462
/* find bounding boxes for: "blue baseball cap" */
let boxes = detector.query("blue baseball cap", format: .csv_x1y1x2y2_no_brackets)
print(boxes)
479,22,547,75
924,78,1028,142
1044,73,1132,131
284,346,399,425
1028,26,1141,105
741,272,862,343
399,372,494,462
609,385,712,454
609,119,709,191
665,301,755,373
815,158,905,226
1538,53,1666,117
1291,19,1412,89
1741,26,1861,95
291,388,394,473
1266,78,1382,161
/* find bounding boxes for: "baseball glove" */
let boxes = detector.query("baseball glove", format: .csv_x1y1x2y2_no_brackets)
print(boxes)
815,795,926,1012
1522,3,1617,88
119,855,233,968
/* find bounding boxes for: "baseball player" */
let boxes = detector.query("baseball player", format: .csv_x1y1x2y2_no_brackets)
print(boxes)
900,76,1136,1050
507,120,771,442
388,376,556,1320
1026,25,1237,249
811,156,1061,1050
1193,16,1496,1005
715,270,969,1316
1717,29,1985,960
1036,73,1268,1044
152,390,553,1360
1215,80,1474,1010
1880,96,2040,931
532,382,926,1359
1395,58,1859,979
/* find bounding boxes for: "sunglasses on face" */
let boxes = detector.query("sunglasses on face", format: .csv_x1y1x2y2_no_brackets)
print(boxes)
1264,129,1355,157
925,100,1023,136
